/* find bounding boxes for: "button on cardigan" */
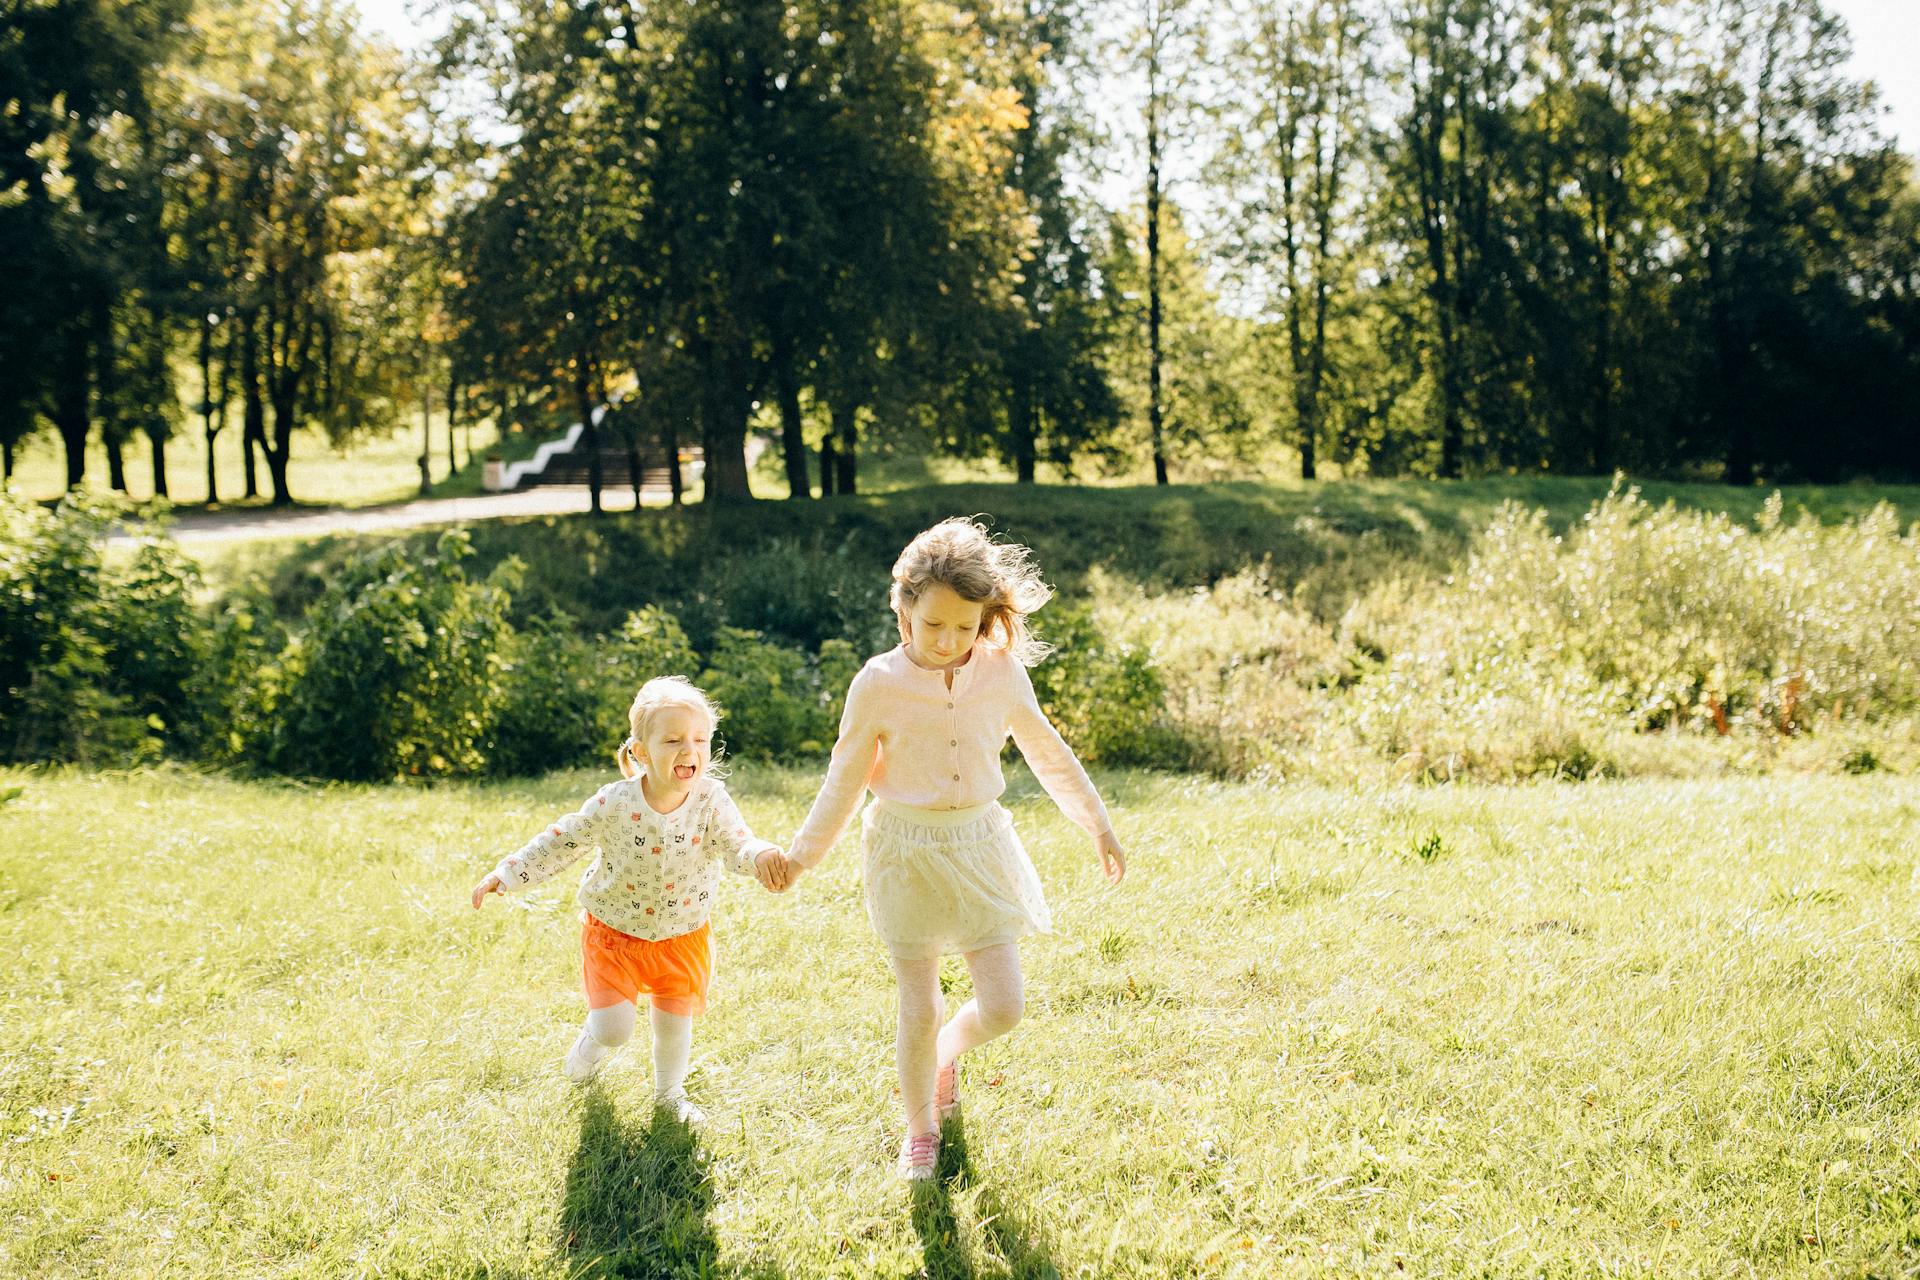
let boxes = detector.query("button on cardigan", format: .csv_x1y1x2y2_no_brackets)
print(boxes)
787,644,1113,869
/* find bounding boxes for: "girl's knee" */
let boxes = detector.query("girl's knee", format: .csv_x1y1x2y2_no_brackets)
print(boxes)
585,1002,637,1047
976,985,1024,1037
897,988,944,1035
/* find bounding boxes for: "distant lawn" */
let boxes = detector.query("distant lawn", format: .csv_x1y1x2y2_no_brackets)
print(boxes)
2,766,1916,1277
7,414,506,509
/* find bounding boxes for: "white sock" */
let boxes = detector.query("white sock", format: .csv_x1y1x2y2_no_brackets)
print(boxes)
650,1005,693,1100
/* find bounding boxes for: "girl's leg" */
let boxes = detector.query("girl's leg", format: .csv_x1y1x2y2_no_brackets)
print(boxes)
585,1001,639,1048
566,1000,637,1082
936,942,1024,1069
889,952,945,1138
649,1002,693,1101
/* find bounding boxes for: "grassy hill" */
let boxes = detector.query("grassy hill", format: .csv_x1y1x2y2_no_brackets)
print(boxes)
195,474,1920,634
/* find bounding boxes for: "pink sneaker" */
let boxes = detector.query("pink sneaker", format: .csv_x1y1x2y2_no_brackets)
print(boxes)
934,1062,959,1122
897,1131,940,1181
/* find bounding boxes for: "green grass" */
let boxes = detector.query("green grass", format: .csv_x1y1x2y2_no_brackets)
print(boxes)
5,765,1918,1277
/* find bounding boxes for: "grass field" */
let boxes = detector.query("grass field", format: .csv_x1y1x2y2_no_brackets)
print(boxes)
5,765,1918,1277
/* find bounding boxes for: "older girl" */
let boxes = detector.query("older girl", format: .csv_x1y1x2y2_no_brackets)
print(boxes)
772,518,1126,1178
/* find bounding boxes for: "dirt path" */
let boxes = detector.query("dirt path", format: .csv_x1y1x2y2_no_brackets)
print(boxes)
138,485,662,545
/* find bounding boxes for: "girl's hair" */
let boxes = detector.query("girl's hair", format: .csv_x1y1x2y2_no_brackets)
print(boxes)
890,517,1054,666
616,676,725,779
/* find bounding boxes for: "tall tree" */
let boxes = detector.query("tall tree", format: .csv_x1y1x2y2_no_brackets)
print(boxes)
1213,0,1374,479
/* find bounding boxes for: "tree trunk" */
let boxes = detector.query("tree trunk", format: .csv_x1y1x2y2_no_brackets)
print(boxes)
1145,68,1169,487
266,387,296,506
94,302,128,493
693,334,754,503
575,360,602,514
241,313,264,500
446,373,460,475
819,432,837,496
201,314,220,504
772,328,811,498
1009,373,1037,484
419,375,434,496
150,432,168,498
624,422,642,508
662,413,684,506
55,322,90,490
831,399,857,495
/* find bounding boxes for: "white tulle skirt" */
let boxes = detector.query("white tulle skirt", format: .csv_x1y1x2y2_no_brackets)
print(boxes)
861,798,1052,958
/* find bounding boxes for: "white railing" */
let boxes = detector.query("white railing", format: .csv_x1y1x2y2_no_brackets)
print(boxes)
484,411,595,492
482,402,705,492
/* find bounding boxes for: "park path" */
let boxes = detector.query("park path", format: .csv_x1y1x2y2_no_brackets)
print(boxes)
134,485,659,545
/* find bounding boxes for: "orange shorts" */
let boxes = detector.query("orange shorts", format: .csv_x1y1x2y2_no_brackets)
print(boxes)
581,915,713,1017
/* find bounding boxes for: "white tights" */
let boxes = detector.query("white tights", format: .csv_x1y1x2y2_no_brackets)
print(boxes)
889,942,1025,1137
581,1001,693,1099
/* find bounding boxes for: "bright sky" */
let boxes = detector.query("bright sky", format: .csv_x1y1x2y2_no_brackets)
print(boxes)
355,0,1919,156
1826,0,1920,156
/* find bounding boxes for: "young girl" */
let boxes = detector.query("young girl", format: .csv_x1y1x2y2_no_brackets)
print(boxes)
769,517,1127,1179
471,676,784,1122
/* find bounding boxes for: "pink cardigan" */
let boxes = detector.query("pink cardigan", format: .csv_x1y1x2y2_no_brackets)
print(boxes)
788,644,1113,869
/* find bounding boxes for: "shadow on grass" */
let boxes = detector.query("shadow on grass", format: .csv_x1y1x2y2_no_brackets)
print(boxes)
911,1112,1064,1280
560,1086,763,1279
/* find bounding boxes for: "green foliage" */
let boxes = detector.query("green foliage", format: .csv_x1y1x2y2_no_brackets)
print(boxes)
699,629,861,763
490,606,699,776
1099,486,1920,781
666,537,894,655
0,495,207,764
1027,606,1170,767
1343,487,1920,764
268,532,515,780
184,584,291,767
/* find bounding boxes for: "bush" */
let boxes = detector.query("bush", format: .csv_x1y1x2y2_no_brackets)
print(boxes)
185,584,292,767
490,605,698,775
1343,486,1920,740
268,532,516,780
0,495,208,764
666,536,894,656
699,628,862,762
1028,606,1174,767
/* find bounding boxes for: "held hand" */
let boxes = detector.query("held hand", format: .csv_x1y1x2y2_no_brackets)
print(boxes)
754,847,791,893
1094,830,1127,886
471,873,503,909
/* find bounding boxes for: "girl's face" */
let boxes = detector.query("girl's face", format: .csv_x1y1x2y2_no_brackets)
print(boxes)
903,582,986,671
638,703,712,805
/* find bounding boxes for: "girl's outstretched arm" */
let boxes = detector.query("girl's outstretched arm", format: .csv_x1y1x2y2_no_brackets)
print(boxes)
474,782,620,903
1008,660,1125,882
785,668,882,871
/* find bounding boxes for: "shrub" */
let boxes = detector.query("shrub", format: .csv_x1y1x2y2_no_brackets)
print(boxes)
699,628,861,762
268,532,515,780
667,536,894,656
0,495,207,764
185,585,292,767
1092,564,1361,778
490,605,698,775
1027,606,1174,767
1342,486,1920,744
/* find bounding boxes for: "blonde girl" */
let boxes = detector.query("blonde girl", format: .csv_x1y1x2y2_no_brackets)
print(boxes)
769,518,1126,1178
472,677,784,1121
